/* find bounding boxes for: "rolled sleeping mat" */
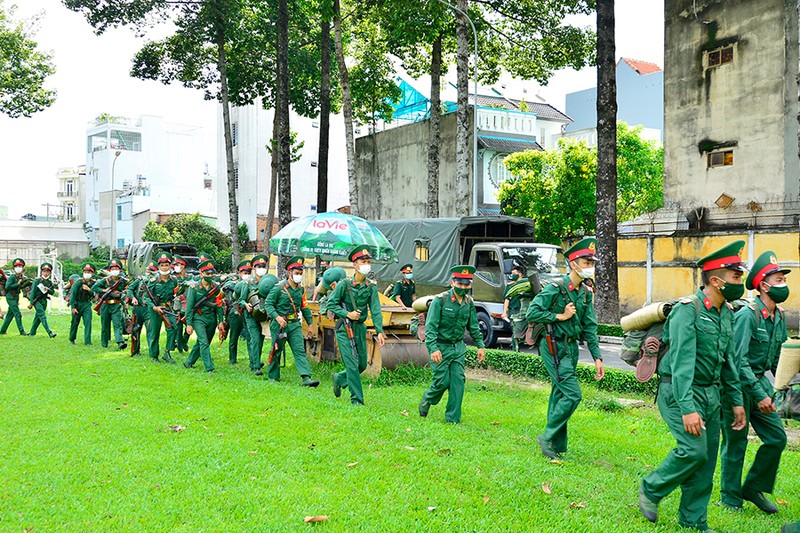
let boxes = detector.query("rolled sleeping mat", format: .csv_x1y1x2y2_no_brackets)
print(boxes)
621,301,668,332
412,295,436,313
775,337,800,390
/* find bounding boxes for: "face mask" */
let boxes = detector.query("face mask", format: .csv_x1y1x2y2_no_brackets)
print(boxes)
255,267,267,277
42,271,51,278
14,267,23,274
453,286,470,297
358,264,371,275
83,273,93,280
717,280,745,302
404,273,413,280
241,273,252,282
292,274,304,284
510,274,520,281
577,266,595,279
109,269,121,277
173,265,183,273
765,283,790,303
159,267,171,275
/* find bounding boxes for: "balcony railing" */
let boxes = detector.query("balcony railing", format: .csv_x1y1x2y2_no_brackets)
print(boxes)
477,108,537,136
57,191,77,198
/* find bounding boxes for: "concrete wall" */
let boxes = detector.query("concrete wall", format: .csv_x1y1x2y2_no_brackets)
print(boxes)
355,111,473,220
664,0,800,210
617,228,800,329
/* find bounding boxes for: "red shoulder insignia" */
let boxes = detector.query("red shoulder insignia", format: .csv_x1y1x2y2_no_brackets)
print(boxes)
702,297,713,310
761,307,770,319
301,294,308,308
567,282,574,291
585,284,594,293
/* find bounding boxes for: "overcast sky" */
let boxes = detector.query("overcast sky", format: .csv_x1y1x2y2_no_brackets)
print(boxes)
0,0,664,219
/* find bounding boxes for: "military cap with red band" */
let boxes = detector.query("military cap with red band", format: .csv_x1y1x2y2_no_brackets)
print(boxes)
108,259,123,270
82,262,96,272
198,259,216,273
349,245,372,262
251,254,268,267
565,237,598,262
12,257,25,267
286,256,305,270
450,265,476,283
746,250,791,290
238,259,252,272
400,263,413,273
156,251,173,264
696,240,747,272
172,254,187,266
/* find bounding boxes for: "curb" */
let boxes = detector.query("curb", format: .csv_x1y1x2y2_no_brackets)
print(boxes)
599,335,623,345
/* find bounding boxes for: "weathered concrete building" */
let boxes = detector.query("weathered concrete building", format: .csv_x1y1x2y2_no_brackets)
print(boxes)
664,0,800,227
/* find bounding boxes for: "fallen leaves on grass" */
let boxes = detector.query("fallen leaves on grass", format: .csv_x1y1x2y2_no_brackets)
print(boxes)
436,448,451,455
248,451,258,455
483,496,490,504
404,446,415,451
304,515,328,523
490,421,500,426
542,482,552,494
400,410,409,417
626,457,637,461
308,443,316,450
569,502,585,509
777,498,789,506
548,459,563,465
347,462,359,468
168,424,186,432
427,506,436,512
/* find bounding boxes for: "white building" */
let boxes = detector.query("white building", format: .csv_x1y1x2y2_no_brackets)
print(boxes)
55,166,86,223
215,100,349,238
85,115,213,250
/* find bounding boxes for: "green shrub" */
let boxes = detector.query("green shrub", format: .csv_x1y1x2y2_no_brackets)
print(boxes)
597,323,623,337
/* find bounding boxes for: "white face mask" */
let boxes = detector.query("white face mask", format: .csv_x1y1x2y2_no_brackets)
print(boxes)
109,269,121,277
42,271,51,278
14,267,23,274
173,265,183,274
83,272,93,280
255,267,267,277
358,264,371,276
292,274,304,284
241,273,252,282
577,266,595,279
404,273,413,280
159,267,171,275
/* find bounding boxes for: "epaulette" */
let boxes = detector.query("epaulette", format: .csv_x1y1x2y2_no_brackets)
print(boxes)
725,301,734,310
778,305,785,313
680,298,694,304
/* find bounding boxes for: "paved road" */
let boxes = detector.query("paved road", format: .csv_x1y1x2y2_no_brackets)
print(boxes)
493,337,631,371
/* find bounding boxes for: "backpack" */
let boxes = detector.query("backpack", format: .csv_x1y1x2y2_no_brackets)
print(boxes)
775,373,800,421
526,278,590,346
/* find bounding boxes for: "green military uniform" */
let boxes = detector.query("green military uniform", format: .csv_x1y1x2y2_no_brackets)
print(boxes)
640,241,745,531
419,266,485,423
319,267,347,316
144,253,179,362
391,264,416,307
69,263,96,345
126,262,155,356
264,257,318,385
171,254,191,353
239,255,273,373
225,260,252,364
92,260,129,349
184,259,223,372
720,251,789,511
0,258,29,335
315,262,329,287
503,275,527,351
327,246,384,405
28,262,56,337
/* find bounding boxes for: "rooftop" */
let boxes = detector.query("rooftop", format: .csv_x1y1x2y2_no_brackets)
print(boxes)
620,58,662,75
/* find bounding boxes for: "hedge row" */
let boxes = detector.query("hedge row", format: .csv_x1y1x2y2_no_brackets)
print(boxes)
597,323,624,337
464,347,657,396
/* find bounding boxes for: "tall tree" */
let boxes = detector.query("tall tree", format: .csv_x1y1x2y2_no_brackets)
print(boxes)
427,35,442,217
454,0,471,216
332,0,358,214
594,0,619,323
317,1,333,217
0,2,56,118
65,0,246,269
277,0,292,241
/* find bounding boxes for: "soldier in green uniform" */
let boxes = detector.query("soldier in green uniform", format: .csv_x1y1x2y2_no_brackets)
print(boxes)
720,250,789,514
126,261,155,356
526,237,605,459
171,254,192,353
418,265,486,423
27,262,57,338
0,258,29,335
69,262,96,345
241,254,270,374
391,264,416,307
225,259,252,364
327,246,386,405
264,256,320,386
319,267,347,316
502,264,527,352
91,260,129,350
183,259,224,373
144,252,179,362
639,241,747,531
311,260,331,301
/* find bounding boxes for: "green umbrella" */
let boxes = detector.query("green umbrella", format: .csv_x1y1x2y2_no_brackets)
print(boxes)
269,212,398,263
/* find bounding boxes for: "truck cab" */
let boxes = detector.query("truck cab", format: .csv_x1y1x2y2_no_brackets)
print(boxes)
469,243,564,347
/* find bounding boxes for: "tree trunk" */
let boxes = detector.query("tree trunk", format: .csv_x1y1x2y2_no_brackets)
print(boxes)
317,16,331,217
265,109,279,262
276,0,291,275
216,23,240,269
595,0,619,324
332,0,358,216
427,35,442,218
455,0,470,216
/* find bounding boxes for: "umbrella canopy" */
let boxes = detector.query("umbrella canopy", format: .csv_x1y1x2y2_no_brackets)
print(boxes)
269,212,399,264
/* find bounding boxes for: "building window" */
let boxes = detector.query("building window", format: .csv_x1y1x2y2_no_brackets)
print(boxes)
66,180,74,196
488,153,512,187
707,150,734,168
110,130,142,151
312,121,319,128
414,239,430,262
66,204,74,220
232,122,239,146
311,161,318,168
233,162,239,189
116,204,123,221
117,238,125,249
706,45,734,68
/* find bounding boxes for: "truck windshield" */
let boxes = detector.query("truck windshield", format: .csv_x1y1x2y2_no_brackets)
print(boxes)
501,246,561,278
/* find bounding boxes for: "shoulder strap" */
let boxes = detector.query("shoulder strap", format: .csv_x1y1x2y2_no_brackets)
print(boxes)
282,283,300,317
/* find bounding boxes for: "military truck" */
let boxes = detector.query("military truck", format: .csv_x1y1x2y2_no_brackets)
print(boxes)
126,242,199,277
371,216,564,348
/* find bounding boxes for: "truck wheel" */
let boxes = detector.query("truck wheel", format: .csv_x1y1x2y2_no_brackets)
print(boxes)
476,311,497,348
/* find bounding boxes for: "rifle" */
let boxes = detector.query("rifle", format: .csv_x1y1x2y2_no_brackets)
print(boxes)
545,323,561,382
142,281,171,329
130,313,141,356
267,329,287,366
94,276,125,314
191,282,221,312
29,281,52,307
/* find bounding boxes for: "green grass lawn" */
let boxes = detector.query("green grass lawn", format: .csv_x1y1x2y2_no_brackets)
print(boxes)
0,311,797,532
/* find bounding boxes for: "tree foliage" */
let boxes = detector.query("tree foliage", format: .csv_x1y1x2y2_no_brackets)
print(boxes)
498,123,663,244
0,2,56,118
143,214,231,258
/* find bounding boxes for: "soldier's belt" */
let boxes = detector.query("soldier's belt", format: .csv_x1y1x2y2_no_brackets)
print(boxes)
104,299,121,305
659,375,719,388
285,314,298,321
554,336,576,343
